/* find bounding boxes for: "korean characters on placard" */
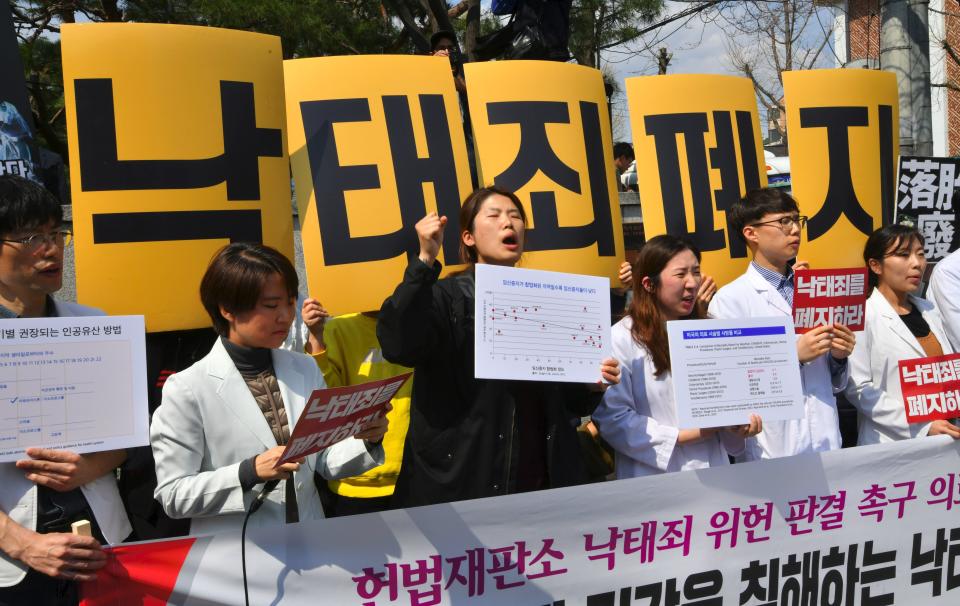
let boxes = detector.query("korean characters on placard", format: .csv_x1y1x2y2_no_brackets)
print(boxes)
625,75,767,286
285,55,474,315
62,23,293,331
783,70,899,270
464,61,625,280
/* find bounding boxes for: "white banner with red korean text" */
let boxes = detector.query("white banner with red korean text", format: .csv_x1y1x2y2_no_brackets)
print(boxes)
81,437,960,605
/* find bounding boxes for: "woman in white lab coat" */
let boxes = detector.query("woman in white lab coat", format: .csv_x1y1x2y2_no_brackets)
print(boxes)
592,235,761,478
845,225,960,444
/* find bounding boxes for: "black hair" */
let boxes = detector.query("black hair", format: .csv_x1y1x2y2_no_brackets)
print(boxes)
458,186,527,264
430,30,457,51
862,224,924,288
613,142,634,161
0,175,62,237
199,243,298,337
729,188,800,243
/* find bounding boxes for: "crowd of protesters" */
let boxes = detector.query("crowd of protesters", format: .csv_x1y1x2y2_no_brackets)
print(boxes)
0,172,958,604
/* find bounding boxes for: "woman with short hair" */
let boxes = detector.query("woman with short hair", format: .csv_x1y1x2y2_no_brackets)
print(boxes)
151,243,387,535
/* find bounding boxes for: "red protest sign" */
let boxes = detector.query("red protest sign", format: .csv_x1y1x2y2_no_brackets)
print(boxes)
277,373,412,466
899,353,960,423
792,268,868,333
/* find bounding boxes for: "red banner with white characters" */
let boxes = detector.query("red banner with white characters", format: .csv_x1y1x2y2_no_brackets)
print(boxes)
792,268,868,333
899,353,960,423
277,373,411,466
81,438,960,605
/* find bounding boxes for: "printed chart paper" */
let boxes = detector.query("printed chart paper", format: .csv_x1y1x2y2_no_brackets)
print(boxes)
899,353,960,423
0,315,148,462
668,316,803,428
277,373,411,466
475,264,611,383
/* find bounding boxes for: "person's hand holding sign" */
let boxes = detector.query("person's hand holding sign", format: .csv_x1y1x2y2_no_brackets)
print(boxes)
827,323,855,361
302,297,331,354
417,212,447,267
726,414,763,438
796,324,834,364
256,446,302,480
355,403,392,445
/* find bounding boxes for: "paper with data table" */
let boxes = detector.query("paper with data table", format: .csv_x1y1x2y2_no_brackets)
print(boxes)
475,264,611,383
0,315,148,462
667,316,804,428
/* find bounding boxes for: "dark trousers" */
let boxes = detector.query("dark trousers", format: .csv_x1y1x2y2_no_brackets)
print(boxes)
0,568,77,606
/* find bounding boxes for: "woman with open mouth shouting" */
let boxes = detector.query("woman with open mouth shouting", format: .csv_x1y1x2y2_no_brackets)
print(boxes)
592,235,762,479
377,186,620,507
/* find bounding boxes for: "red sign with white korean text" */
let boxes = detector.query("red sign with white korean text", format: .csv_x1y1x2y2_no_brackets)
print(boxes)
899,353,960,424
792,268,868,333
276,373,412,466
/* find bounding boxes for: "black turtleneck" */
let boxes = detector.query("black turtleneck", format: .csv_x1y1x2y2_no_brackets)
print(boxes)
220,336,273,378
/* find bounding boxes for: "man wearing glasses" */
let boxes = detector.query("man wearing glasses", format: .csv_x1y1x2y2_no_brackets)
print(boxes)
0,175,130,605
709,188,856,461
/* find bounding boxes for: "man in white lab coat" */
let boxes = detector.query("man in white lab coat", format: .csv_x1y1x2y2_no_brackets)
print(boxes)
928,248,960,352
708,188,856,460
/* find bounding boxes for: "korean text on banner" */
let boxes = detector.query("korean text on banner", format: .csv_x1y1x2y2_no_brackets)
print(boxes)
667,316,804,428
277,373,411,466
900,353,960,423
0,316,148,462
464,60,624,280
82,438,960,605
625,74,767,287
783,69,898,271
792,268,868,333
896,156,960,263
61,23,293,332
284,55,474,315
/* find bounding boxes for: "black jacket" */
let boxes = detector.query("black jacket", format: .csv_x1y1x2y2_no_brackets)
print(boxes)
377,260,599,507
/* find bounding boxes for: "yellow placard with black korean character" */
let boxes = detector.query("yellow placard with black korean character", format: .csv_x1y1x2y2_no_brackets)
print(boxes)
62,23,293,332
285,55,474,315
464,61,624,280
783,69,898,269
625,74,767,287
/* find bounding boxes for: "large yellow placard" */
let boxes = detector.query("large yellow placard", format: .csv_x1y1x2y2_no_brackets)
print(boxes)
62,23,293,332
464,61,624,280
285,55,474,315
783,69,898,269
625,74,767,286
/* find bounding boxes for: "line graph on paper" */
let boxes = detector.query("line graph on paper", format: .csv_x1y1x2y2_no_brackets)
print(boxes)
474,264,611,383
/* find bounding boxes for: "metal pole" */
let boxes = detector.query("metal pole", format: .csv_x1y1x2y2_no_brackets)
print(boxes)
880,0,933,156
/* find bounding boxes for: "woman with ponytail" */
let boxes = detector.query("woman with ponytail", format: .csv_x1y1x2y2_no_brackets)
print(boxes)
592,235,762,478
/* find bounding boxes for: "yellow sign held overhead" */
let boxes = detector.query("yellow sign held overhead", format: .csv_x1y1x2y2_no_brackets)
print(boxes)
285,55,474,315
62,23,293,332
783,69,899,270
625,74,767,286
464,61,624,280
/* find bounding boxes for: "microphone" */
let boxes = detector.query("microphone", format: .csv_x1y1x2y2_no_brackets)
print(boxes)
248,479,280,515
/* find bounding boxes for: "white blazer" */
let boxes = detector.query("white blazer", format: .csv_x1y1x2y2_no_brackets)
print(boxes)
929,250,960,352
845,290,955,445
592,317,743,479
0,300,132,587
151,338,383,537
708,264,846,460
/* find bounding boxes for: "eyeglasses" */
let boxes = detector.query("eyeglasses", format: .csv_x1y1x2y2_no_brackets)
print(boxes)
0,229,73,253
750,215,808,234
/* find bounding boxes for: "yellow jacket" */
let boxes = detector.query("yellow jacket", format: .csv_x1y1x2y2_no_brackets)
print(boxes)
311,313,412,497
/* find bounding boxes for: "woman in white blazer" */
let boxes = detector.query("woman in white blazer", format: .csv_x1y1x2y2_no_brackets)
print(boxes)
845,225,960,444
151,244,387,536
593,236,761,478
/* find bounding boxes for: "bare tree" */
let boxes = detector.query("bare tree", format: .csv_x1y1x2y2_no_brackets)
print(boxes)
713,1,838,141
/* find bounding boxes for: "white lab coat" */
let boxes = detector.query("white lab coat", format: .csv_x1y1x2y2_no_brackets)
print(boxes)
928,249,960,352
592,317,744,479
845,290,954,445
0,301,132,587
708,264,847,460
151,338,383,537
